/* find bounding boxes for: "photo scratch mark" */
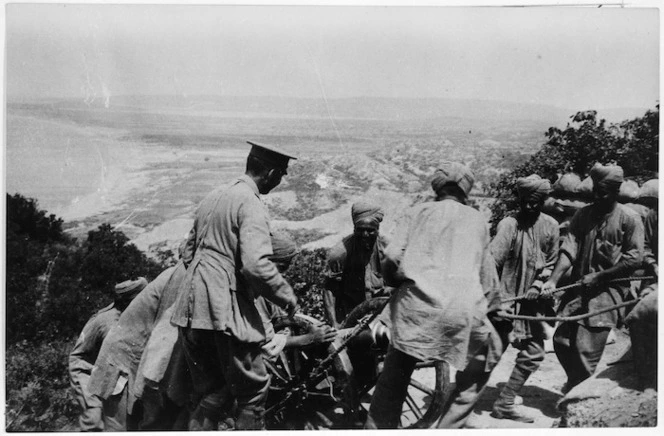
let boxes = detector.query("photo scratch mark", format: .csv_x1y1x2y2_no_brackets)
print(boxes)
307,45,346,153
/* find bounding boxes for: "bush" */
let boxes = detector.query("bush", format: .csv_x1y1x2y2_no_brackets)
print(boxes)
6,195,168,343
488,107,659,233
5,339,79,432
283,248,328,322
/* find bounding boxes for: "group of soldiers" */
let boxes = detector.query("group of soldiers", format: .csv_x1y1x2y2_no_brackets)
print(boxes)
69,141,658,430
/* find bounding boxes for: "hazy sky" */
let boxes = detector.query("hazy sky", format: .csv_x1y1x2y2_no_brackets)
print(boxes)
4,3,660,110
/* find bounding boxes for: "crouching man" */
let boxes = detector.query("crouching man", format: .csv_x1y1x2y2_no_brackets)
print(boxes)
69,278,146,431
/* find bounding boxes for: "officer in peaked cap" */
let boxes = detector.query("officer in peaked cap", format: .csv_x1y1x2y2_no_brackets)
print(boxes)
247,141,297,169
171,140,299,430
245,141,297,194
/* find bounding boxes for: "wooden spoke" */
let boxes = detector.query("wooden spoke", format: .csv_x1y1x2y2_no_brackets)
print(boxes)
409,378,435,396
405,393,424,420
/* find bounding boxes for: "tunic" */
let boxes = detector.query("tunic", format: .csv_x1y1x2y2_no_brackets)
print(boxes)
88,264,184,412
382,199,491,369
171,175,296,344
559,203,644,328
325,234,389,320
490,213,559,339
643,208,658,268
69,307,121,410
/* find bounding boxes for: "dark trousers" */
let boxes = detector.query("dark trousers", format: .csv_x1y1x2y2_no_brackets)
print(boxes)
367,320,499,429
436,321,505,428
365,345,419,429
179,327,270,430
347,329,378,391
138,386,188,430
553,322,611,389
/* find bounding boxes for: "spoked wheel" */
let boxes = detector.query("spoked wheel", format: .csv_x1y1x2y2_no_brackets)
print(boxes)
265,313,355,429
341,297,450,429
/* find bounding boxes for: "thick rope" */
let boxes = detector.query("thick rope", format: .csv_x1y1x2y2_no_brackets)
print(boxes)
496,297,642,323
500,276,655,304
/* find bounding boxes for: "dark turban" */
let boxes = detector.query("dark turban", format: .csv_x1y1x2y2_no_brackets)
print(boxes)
516,174,552,202
270,232,300,264
590,163,624,192
114,277,148,302
430,162,475,197
351,201,384,228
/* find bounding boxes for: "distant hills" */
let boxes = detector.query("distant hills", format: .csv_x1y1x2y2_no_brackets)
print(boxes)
8,95,651,125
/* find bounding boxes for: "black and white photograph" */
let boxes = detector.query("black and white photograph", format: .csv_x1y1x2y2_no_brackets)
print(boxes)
2,1,660,431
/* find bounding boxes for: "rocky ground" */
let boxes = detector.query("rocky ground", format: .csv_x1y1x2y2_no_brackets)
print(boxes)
464,328,656,430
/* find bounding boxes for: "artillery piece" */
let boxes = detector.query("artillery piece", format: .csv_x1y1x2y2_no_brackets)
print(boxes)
265,297,449,429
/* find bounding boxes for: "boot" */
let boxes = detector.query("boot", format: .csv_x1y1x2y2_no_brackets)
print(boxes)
188,405,217,431
491,366,535,423
491,397,535,423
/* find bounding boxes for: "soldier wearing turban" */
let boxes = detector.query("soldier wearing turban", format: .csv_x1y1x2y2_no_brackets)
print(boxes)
625,177,658,389
323,201,389,328
430,161,476,199
322,201,390,396
542,163,644,392
488,174,559,422
69,278,147,431
367,162,503,429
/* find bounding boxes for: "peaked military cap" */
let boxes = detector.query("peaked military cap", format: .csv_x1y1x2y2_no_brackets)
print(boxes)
247,141,297,169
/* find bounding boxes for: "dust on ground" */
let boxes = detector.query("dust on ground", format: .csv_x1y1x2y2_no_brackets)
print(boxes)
462,328,648,429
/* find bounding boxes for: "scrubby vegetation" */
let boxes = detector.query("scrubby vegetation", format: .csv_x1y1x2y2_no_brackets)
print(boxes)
4,193,331,431
5,194,166,431
488,107,659,233
5,106,658,431
283,248,329,321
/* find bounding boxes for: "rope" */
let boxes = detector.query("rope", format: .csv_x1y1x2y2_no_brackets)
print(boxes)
496,297,642,323
500,276,655,304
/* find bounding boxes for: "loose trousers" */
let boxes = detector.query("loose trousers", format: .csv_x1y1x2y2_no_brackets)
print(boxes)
179,327,270,430
364,345,419,429
436,320,505,428
553,322,611,390
366,318,497,429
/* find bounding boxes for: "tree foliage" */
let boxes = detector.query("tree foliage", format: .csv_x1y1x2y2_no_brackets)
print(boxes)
5,194,166,343
488,107,659,233
5,194,169,431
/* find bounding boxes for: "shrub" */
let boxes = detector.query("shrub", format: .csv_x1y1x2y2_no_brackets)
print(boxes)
488,107,659,234
6,195,168,343
283,248,328,322
5,339,79,432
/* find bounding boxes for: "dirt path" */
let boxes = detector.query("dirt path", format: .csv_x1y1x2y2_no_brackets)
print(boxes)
464,329,631,429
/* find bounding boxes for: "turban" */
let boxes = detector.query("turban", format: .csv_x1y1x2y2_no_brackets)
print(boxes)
618,180,640,203
577,176,594,200
114,277,148,302
270,232,300,264
516,174,552,201
589,163,624,192
639,179,659,200
552,173,582,198
430,162,475,197
351,201,384,228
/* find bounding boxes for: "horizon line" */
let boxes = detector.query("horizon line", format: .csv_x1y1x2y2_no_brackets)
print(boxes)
6,93,658,113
